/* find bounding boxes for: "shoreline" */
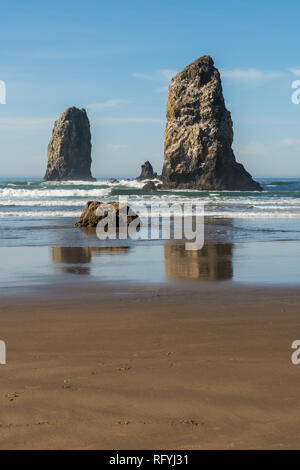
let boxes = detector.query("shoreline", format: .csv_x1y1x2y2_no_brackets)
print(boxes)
2,277,300,301
1,282,300,449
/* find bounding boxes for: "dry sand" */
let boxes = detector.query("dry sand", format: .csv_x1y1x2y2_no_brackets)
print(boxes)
1,281,300,449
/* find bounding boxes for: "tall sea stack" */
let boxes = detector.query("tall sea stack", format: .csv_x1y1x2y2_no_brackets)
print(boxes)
43,107,95,182
161,56,262,191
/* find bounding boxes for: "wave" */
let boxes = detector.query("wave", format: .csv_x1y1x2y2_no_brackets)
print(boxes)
1,209,300,219
0,211,82,217
0,200,88,207
2,196,300,215
266,181,300,186
1,177,300,220
0,187,112,198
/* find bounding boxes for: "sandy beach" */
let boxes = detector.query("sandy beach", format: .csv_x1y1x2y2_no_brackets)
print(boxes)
1,281,300,449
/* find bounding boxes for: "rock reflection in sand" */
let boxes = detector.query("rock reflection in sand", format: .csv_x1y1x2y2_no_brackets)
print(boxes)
164,242,233,281
50,243,233,281
51,246,130,275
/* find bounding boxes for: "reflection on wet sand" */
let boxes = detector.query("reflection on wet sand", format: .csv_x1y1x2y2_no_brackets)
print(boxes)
51,246,130,275
164,243,233,281
50,243,233,281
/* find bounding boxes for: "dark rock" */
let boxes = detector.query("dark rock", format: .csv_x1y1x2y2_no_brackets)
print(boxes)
142,181,157,191
161,56,262,191
75,201,139,229
137,161,157,180
108,178,119,184
43,107,95,181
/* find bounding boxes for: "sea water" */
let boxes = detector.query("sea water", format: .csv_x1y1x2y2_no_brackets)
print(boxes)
1,177,300,288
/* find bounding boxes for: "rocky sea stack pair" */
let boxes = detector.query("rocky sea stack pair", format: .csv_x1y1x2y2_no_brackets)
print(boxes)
43,55,261,191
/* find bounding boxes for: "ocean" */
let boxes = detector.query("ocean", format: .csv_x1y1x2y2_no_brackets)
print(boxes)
1,177,300,219
1,176,300,289
1,177,300,245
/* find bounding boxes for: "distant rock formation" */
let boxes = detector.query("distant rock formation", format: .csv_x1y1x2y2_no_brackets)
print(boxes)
107,178,120,184
43,107,95,181
161,56,262,191
75,201,139,229
137,161,157,180
142,181,157,191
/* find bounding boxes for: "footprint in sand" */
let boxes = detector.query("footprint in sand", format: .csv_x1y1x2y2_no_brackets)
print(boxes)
5,392,19,402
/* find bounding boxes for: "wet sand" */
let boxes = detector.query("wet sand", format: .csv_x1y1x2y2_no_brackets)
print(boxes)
1,281,300,449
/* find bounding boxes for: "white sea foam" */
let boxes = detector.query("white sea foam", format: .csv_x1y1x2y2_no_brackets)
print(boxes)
0,199,91,207
0,211,82,217
38,178,155,188
1,178,300,219
203,211,300,218
1,208,300,219
118,179,152,188
40,179,108,186
0,187,111,199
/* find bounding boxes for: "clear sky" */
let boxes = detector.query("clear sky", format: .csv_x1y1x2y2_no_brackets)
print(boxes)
0,0,300,178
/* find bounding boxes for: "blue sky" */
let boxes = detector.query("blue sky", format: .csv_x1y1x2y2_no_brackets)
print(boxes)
0,0,300,178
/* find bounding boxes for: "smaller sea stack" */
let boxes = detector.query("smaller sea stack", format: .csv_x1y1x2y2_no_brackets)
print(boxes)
43,107,95,182
137,161,157,180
